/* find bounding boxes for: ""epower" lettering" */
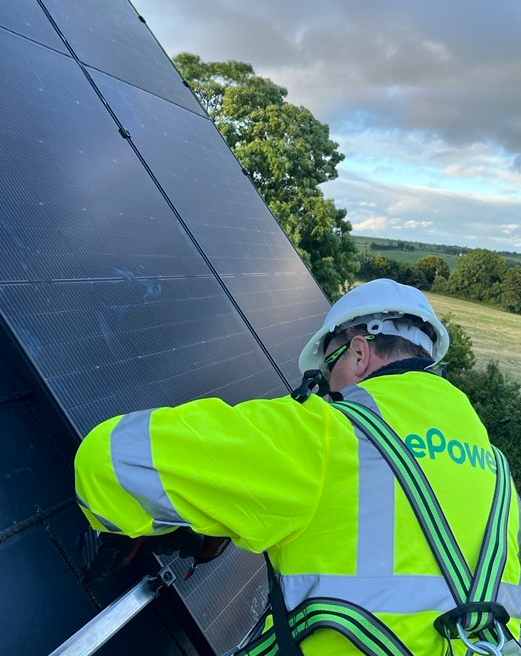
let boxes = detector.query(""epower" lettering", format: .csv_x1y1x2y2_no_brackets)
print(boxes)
404,428,497,473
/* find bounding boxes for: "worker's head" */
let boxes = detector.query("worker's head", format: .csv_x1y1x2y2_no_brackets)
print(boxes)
298,279,449,392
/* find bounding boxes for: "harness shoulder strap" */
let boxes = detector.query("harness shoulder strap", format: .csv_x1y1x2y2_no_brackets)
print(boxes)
332,400,512,639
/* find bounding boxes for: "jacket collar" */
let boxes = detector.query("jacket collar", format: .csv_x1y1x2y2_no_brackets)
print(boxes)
364,356,436,381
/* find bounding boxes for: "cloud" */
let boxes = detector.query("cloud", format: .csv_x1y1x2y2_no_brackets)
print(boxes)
135,0,521,155
132,0,521,252
351,216,388,231
501,224,520,235
392,220,433,230
512,155,521,172
330,171,521,249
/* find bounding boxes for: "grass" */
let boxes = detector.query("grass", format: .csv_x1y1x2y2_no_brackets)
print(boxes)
426,292,521,380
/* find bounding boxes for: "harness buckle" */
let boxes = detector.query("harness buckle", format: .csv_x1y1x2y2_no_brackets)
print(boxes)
456,620,505,655
434,601,509,639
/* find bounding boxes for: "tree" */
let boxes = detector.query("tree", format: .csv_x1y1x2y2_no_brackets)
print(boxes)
452,362,521,488
440,316,521,487
430,274,449,294
394,263,429,288
447,249,508,303
174,53,357,300
501,265,521,314
440,313,476,375
358,255,399,281
415,255,450,285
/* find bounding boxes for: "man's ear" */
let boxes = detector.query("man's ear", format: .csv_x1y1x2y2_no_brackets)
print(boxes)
350,336,372,376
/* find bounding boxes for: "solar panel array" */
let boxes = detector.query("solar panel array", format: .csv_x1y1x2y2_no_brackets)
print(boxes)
0,0,330,652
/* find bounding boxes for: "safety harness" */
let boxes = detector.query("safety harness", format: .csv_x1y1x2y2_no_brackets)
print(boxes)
235,398,517,656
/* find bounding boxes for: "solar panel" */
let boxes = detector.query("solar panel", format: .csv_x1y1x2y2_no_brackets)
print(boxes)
0,30,285,435
42,0,205,115
90,71,330,387
0,0,67,52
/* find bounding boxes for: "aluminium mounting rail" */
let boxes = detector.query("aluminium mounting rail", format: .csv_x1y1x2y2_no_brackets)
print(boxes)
48,565,175,656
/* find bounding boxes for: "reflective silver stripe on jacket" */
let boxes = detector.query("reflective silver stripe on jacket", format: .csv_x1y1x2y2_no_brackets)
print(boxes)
343,385,395,578
279,573,521,617
110,409,189,531
76,494,122,533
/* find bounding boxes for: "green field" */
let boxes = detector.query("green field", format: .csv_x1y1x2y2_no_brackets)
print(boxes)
354,235,521,271
373,248,460,270
426,293,521,380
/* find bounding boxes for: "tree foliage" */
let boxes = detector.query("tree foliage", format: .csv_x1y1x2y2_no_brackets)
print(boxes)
448,249,508,303
174,53,357,300
451,363,521,487
440,316,521,488
415,255,450,285
501,266,521,313
440,313,476,375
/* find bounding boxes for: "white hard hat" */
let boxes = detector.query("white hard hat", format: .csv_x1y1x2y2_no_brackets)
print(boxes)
298,278,449,373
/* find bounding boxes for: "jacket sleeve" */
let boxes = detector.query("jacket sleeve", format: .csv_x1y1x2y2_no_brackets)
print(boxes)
74,394,329,552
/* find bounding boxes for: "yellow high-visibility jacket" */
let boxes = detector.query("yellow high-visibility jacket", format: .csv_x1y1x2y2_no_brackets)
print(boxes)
75,369,521,655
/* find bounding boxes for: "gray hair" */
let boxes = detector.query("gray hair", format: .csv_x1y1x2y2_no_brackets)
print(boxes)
328,314,436,362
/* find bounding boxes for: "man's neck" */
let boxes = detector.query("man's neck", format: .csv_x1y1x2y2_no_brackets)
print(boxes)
365,356,435,381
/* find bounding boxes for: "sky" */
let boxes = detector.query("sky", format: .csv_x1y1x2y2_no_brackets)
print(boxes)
132,0,521,251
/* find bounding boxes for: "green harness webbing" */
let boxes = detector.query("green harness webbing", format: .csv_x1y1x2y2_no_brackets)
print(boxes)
235,591,415,656
333,401,513,647
235,400,513,656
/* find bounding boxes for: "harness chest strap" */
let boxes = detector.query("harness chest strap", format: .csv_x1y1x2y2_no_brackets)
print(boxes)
236,401,513,656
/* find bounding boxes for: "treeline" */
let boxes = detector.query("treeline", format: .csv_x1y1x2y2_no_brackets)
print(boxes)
443,315,521,487
358,253,450,290
366,239,468,256
359,249,521,314
370,240,416,251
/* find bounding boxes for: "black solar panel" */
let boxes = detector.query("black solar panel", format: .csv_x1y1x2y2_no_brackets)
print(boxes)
91,72,330,387
42,0,205,115
0,27,278,653
0,0,66,52
0,30,285,436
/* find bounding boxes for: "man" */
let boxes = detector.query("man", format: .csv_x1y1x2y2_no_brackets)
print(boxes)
75,278,520,655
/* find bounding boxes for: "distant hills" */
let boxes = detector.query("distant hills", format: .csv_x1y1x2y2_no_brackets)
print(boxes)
353,235,521,271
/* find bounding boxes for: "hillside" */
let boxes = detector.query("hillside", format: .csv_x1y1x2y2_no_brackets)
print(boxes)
426,293,521,380
354,235,521,271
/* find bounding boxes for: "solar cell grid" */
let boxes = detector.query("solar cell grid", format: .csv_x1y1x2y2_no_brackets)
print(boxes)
158,548,268,656
0,31,285,439
0,1,66,52
41,0,205,115
91,72,330,386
